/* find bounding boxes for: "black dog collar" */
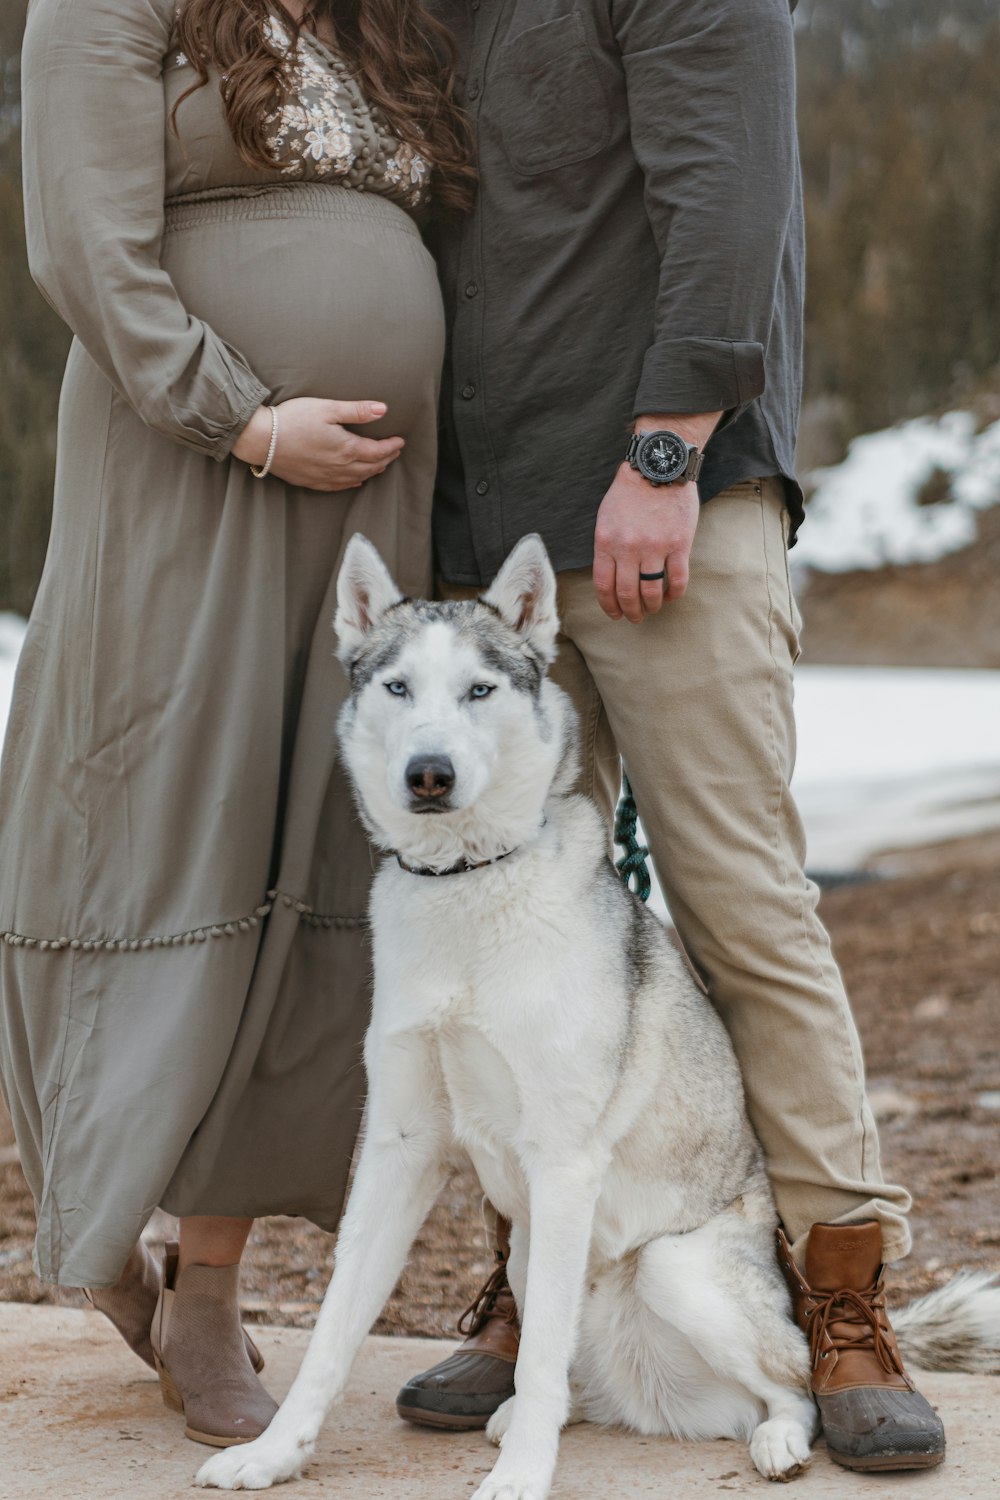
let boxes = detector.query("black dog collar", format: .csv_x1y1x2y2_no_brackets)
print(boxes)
395,845,520,878
394,818,546,878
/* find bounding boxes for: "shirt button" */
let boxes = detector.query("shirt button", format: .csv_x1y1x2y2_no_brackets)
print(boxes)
465,281,479,299
475,480,490,496
461,383,476,400
467,81,481,101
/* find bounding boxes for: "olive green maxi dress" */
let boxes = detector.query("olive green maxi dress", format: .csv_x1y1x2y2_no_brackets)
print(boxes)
0,0,444,1286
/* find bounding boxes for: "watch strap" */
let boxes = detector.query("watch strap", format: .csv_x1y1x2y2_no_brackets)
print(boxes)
682,447,705,483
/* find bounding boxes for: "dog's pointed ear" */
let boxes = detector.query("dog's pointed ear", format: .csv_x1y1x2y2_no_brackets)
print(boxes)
482,534,559,665
334,534,404,662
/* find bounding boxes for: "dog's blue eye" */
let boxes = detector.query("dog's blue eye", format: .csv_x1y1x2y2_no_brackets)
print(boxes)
385,680,408,697
470,684,495,700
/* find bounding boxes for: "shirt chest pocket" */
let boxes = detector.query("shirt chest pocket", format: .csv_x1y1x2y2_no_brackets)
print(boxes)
494,12,611,176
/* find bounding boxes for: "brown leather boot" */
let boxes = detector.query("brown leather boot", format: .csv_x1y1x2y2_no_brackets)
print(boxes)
396,1219,519,1430
778,1222,945,1471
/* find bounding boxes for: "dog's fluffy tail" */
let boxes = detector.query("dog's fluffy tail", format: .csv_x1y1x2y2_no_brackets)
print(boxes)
893,1272,1000,1374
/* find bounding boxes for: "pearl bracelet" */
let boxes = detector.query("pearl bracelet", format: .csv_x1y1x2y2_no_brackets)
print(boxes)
250,405,279,478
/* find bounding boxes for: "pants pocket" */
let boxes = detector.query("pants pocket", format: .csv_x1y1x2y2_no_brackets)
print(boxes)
779,506,803,664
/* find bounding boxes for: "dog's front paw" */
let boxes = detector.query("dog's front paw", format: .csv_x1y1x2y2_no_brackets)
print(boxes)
471,1459,551,1500
485,1397,516,1447
749,1417,813,1482
195,1435,311,1491
471,1480,541,1500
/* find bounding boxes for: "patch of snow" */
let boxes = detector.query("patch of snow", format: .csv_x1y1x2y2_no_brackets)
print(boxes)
0,613,27,740
794,763,1000,875
770,665,1000,874
794,411,1000,573
793,666,1000,784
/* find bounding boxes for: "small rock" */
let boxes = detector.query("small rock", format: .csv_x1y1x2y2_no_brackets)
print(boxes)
976,1091,1000,1111
868,1085,918,1121
913,994,950,1021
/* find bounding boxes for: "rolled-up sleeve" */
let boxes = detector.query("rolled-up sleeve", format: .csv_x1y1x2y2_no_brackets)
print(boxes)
613,0,798,428
21,0,270,459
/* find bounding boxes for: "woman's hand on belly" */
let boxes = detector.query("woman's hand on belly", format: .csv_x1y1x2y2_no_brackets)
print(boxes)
233,398,405,491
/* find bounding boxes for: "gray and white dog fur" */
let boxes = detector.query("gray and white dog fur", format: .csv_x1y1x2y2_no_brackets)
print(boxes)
198,535,1000,1499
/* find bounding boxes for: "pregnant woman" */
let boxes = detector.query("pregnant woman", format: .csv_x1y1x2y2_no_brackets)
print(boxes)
0,0,469,1447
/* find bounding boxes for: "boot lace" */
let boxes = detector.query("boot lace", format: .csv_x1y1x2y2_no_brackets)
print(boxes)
806,1282,905,1376
457,1261,518,1337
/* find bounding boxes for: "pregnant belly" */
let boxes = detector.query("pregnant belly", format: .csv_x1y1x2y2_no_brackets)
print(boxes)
161,190,445,440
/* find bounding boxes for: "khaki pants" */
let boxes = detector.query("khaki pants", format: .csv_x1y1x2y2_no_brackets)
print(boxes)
442,478,911,1265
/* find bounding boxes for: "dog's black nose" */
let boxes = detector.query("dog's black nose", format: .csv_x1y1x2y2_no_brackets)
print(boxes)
406,755,455,800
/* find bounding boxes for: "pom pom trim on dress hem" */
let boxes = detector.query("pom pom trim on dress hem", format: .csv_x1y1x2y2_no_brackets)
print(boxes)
0,887,364,952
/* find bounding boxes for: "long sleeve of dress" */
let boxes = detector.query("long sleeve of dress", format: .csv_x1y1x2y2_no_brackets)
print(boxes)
21,0,270,459
613,0,799,428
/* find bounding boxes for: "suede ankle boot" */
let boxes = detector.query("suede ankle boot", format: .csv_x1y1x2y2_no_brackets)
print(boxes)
150,1258,278,1447
86,1239,265,1377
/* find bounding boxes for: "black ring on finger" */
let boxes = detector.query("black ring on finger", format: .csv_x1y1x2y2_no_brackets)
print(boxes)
639,570,666,581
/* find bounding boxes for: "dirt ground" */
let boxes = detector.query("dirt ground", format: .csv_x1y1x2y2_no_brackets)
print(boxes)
1,829,998,1337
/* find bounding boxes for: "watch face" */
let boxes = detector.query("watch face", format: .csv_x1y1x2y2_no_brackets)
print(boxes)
638,431,687,482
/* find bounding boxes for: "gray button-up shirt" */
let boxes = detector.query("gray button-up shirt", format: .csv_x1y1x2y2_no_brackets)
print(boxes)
427,0,805,585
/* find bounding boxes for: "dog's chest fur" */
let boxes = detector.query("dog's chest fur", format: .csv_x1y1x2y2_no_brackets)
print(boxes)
370,813,625,1204
435,1020,532,1221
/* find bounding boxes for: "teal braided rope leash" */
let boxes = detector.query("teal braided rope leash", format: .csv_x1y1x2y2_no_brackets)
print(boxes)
614,772,652,902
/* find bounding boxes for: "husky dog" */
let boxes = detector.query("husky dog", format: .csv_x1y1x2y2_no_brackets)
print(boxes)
198,536,997,1498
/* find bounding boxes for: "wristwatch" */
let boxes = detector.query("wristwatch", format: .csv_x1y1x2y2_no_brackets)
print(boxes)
625,429,704,486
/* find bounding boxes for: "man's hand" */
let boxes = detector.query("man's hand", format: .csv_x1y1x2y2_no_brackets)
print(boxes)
593,468,699,621
593,411,720,621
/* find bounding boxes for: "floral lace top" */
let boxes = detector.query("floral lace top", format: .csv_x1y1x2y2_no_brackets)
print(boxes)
171,16,431,211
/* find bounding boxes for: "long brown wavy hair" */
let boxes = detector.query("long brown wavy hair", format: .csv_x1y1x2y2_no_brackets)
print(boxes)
174,0,475,213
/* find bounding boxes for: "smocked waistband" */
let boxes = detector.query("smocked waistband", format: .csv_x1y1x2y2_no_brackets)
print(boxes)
163,182,420,235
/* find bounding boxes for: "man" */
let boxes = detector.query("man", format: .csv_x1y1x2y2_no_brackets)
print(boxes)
398,0,945,1472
